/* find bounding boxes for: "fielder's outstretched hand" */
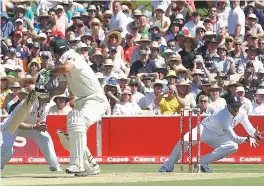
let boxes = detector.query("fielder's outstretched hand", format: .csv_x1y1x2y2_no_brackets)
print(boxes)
254,126,264,141
248,137,259,148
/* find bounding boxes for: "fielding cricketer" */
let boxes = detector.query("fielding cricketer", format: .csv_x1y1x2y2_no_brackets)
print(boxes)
159,96,263,173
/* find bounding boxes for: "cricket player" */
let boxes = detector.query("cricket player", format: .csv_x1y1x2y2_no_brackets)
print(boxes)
159,96,262,173
1,96,62,171
38,37,108,177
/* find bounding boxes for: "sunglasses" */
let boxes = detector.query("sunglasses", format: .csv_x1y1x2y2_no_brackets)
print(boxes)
104,17,111,19
92,23,99,26
110,36,118,39
258,43,264,45
200,100,207,103
196,30,204,33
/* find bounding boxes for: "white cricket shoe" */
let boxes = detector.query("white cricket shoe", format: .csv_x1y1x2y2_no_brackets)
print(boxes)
50,166,63,172
66,165,79,174
88,163,100,175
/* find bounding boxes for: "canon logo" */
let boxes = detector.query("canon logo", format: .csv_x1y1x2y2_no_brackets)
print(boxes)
58,158,69,163
28,157,47,163
217,157,235,162
106,157,129,162
134,157,156,162
9,157,23,163
14,136,27,147
95,157,103,162
240,157,261,162
160,157,168,162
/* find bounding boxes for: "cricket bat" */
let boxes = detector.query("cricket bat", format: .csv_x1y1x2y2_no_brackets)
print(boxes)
6,90,40,135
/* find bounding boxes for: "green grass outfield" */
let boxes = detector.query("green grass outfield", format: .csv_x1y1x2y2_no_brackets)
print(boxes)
1,164,264,186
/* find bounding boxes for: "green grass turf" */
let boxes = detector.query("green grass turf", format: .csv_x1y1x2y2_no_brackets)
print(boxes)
1,164,264,186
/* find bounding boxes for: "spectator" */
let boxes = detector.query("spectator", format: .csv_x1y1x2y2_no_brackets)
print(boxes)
165,70,177,87
67,12,88,34
230,38,247,73
215,73,228,97
257,38,264,64
105,31,124,60
48,93,72,115
129,79,144,104
46,18,64,38
34,11,51,34
2,81,21,114
38,33,49,51
252,89,264,114
165,54,184,71
3,59,23,78
18,74,36,92
154,66,168,83
127,21,141,41
223,79,242,100
1,12,14,41
235,86,253,114
27,59,40,78
246,13,263,36
0,72,13,115
225,36,235,53
217,0,231,23
123,33,137,64
241,46,263,74
155,84,184,115
166,39,177,53
129,48,156,76
184,12,203,37
208,84,226,111
6,47,25,75
130,35,151,64
40,51,54,70
228,0,245,39
175,68,192,82
117,74,128,92
203,17,213,32
110,1,129,38
67,34,80,50
208,6,223,33
149,41,165,68
202,38,219,72
76,43,92,64
29,42,41,64
195,25,206,48
138,15,150,37
13,5,34,34
196,79,212,104
197,31,216,55
195,95,216,115
101,59,118,79
139,75,154,95
55,5,68,36
176,78,196,109
102,10,112,32
113,88,142,116
217,22,229,46
109,46,128,75
89,18,105,46
190,69,204,98
90,49,104,73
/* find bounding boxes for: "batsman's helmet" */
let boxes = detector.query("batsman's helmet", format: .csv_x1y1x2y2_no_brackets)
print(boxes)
50,37,69,53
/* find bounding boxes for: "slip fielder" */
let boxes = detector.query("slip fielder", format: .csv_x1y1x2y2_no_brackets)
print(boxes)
43,37,108,177
1,95,61,171
159,96,262,173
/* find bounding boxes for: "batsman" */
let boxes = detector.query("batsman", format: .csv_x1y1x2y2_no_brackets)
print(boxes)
159,96,263,173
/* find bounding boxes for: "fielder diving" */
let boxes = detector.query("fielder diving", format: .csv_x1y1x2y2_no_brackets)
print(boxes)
159,96,263,173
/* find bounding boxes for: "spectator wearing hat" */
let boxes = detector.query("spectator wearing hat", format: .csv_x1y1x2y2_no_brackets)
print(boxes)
129,48,157,76
154,66,168,82
117,74,128,92
18,74,36,92
109,1,129,38
67,12,89,34
48,93,72,115
217,22,229,46
67,34,80,50
129,79,145,104
138,15,150,37
215,72,228,96
230,39,247,73
90,49,104,73
2,81,21,114
208,84,226,111
225,36,235,53
149,41,165,68
87,4,98,21
55,5,68,36
212,45,235,75
256,38,264,64
190,69,204,98
246,13,263,37
104,77,121,114
127,21,141,42
0,72,13,114
228,0,245,39
203,17,213,32
138,79,164,114
176,78,196,109
217,0,231,24
109,46,129,75
76,42,92,64
239,46,263,74
3,59,23,78
151,33,167,53
255,69,264,85
123,33,137,63
1,12,14,41
222,79,242,100
105,31,124,60
173,14,190,35
80,33,93,47
13,5,34,34
165,54,184,71
102,10,112,32
197,31,216,55
196,78,211,104
89,18,105,46
34,11,51,34
252,89,264,114
40,51,54,70
137,75,154,95
174,31,186,52
113,88,142,116
178,36,198,70
149,5,171,36
38,33,49,51
235,86,253,114
184,12,203,37
195,25,206,48
195,95,216,115
29,42,41,64
46,18,65,38
6,47,25,75
202,38,219,72
27,59,40,78
155,84,184,115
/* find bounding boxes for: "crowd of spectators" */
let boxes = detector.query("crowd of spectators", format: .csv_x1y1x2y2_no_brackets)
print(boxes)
1,0,264,117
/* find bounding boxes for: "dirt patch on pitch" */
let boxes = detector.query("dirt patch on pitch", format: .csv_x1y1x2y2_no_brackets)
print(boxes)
2,172,264,186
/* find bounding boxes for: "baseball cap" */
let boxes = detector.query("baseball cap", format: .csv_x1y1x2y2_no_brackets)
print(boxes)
50,37,69,53
33,42,40,48
140,48,149,55
38,32,47,39
235,86,245,93
15,18,23,23
227,96,242,108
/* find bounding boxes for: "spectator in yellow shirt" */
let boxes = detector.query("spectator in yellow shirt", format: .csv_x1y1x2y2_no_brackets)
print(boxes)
155,84,185,115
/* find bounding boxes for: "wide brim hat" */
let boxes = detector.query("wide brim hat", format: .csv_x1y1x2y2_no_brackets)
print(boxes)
53,93,70,102
247,13,259,22
1,72,16,84
91,49,103,62
215,72,227,79
15,5,26,13
254,89,264,96
106,31,122,46
165,55,182,65
10,81,21,89
154,66,168,75
207,84,222,92
76,43,92,53
176,79,192,92
103,10,112,17
161,49,177,58
18,74,37,86
183,36,198,49
175,68,192,79
28,60,41,70
192,69,204,76
151,79,165,87
102,59,114,67
227,79,243,87
165,70,177,78
195,24,206,32
135,35,151,45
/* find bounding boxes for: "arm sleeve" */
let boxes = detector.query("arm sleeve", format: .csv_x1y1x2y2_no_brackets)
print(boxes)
239,110,256,137
223,127,247,144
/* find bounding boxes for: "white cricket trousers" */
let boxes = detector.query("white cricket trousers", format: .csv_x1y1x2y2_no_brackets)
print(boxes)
67,98,107,171
1,129,60,169
164,125,239,170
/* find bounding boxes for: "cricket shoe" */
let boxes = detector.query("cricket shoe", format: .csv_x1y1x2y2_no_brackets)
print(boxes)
75,164,100,177
158,165,174,172
200,165,213,173
50,166,63,172
66,165,79,174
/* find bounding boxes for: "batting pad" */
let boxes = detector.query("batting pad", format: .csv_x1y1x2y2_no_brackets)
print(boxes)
6,90,39,135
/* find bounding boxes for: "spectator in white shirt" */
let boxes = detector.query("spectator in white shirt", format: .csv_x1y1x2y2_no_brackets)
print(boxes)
109,1,129,38
217,0,231,24
246,13,263,36
113,88,142,116
184,12,203,37
149,41,165,67
48,93,72,115
242,46,263,73
235,86,253,114
252,89,264,114
109,46,129,75
129,79,145,104
208,84,227,111
228,0,245,39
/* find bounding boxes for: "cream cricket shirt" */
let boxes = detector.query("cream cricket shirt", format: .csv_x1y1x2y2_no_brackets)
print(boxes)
59,50,107,103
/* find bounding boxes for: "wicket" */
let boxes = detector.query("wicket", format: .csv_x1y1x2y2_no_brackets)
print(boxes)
179,108,201,173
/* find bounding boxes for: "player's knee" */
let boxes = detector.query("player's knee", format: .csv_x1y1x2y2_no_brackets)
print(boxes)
230,142,239,152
